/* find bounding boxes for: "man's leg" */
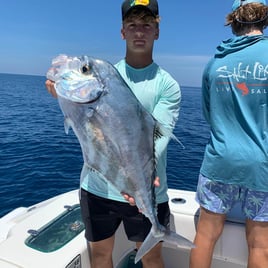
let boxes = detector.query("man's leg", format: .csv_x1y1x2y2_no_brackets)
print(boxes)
123,202,169,268
246,220,268,268
88,235,115,268
80,190,122,268
189,207,226,268
136,241,164,268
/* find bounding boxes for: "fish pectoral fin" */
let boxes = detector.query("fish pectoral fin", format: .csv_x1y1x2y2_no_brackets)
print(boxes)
64,117,73,134
134,228,195,264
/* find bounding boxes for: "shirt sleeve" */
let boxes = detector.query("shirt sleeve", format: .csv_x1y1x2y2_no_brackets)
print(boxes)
152,75,181,160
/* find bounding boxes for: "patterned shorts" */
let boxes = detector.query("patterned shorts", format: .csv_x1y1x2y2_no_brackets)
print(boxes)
196,174,268,222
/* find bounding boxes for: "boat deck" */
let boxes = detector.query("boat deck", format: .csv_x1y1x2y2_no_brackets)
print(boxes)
0,189,247,268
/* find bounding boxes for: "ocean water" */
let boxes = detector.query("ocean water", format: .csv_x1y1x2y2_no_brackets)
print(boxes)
0,73,209,218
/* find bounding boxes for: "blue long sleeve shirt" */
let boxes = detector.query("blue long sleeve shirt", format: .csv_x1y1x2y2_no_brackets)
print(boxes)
200,35,268,191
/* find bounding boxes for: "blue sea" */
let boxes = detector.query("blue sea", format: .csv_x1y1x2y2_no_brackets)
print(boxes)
0,73,209,218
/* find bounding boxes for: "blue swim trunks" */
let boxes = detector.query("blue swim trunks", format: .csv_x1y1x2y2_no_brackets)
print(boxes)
196,174,268,222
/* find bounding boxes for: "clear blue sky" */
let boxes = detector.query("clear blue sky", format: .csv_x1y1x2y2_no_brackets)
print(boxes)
1,0,265,87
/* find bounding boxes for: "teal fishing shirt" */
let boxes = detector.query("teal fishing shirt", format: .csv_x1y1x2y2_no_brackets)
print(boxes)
81,59,181,203
200,35,268,191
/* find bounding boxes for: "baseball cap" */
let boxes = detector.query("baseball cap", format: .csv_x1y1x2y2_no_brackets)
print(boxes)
121,0,159,20
232,0,267,11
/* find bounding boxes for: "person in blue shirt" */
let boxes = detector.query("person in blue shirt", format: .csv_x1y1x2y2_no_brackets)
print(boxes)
190,1,268,267
45,1,181,267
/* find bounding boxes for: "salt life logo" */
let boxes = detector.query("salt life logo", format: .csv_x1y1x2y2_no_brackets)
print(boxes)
216,62,268,96
236,82,249,96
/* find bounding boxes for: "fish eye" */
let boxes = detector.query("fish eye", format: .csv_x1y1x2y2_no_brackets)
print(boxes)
81,64,91,75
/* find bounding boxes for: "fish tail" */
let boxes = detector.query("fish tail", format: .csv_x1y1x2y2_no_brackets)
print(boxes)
134,227,195,264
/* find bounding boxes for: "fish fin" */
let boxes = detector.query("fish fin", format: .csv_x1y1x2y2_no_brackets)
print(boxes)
135,230,162,264
154,122,185,149
64,117,72,134
134,227,195,264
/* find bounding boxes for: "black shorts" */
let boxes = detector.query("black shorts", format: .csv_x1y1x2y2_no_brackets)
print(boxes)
80,188,170,242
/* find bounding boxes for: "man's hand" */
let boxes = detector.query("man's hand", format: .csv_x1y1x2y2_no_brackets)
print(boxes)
122,177,160,206
45,80,57,98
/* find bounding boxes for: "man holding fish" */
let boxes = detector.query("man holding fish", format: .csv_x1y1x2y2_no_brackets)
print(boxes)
45,1,185,267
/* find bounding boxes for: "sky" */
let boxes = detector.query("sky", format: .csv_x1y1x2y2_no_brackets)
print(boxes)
1,0,265,87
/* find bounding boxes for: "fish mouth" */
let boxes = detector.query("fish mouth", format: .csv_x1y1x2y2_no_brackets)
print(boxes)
56,82,104,104
74,87,104,104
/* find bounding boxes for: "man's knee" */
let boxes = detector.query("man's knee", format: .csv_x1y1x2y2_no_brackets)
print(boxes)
88,238,114,267
141,243,164,268
246,221,268,248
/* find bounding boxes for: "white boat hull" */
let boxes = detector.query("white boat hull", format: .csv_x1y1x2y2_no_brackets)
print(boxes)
0,189,247,267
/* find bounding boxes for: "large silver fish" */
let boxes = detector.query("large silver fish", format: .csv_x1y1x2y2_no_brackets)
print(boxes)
46,54,194,263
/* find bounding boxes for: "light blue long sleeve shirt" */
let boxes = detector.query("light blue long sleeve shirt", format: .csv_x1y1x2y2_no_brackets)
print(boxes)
81,59,181,203
200,35,268,191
